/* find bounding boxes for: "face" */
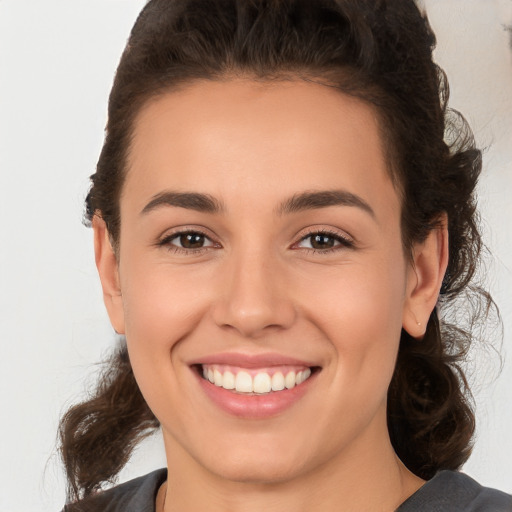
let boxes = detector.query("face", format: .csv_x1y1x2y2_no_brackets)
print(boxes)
98,79,429,484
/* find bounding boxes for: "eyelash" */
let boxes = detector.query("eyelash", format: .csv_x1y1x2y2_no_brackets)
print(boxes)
293,229,355,254
157,228,355,255
158,229,216,255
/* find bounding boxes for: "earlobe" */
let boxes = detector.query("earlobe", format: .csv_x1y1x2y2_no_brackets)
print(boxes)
92,215,126,334
402,215,449,339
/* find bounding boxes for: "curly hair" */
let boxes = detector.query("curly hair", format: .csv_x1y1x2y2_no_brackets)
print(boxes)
60,0,492,502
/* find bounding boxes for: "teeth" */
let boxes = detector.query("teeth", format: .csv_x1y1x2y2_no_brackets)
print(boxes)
214,369,223,387
235,371,253,392
222,370,235,390
285,371,296,389
271,372,285,391
296,368,311,385
201,365,313,394
253,373,272,393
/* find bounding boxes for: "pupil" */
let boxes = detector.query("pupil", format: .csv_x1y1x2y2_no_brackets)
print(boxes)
180,233,204,249
311,234,334,249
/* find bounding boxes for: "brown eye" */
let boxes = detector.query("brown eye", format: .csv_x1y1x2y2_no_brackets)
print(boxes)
179,233,206,249
162,231,216,251
296,231,353,251
310,234,336,249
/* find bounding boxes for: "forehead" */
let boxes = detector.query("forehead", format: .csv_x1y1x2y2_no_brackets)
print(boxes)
124,79,398,219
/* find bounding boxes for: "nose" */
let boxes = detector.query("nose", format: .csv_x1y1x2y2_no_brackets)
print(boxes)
211,249,296,338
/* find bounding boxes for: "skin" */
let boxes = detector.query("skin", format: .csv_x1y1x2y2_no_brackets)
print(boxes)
94,79,448,512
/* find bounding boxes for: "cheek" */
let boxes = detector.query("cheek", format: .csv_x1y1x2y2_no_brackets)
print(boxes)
120,254,212,345
117,253,216,415
299,253,407,385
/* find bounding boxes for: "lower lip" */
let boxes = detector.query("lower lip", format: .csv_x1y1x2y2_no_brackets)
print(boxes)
194,368,316,419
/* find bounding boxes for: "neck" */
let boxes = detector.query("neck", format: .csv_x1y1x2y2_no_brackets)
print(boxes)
159,420,425,512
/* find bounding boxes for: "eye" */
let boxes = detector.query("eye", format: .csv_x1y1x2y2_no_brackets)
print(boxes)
296,231,354,252
159,230,217,252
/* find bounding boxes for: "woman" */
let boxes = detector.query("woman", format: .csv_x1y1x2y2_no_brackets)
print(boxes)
59,0,511,510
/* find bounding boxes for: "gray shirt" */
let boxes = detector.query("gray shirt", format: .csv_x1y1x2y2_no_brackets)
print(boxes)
62,468,512,511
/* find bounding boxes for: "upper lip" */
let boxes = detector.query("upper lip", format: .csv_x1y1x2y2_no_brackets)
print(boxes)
188,352,318,369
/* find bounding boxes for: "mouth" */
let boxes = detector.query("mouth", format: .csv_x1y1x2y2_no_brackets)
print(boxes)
194,364,319,395
189,353,321,418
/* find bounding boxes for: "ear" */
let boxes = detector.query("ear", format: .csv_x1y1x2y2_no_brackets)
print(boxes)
93,215,125,334
402,215,449,339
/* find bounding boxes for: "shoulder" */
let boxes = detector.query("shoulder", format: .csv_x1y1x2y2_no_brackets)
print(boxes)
398,470,512,511
61,468,167,512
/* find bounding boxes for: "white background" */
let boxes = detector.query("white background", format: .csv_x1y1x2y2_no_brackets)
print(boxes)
0,1,511,511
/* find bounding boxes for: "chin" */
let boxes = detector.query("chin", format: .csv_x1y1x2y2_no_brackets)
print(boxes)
206,456,304,485
187,433,311,485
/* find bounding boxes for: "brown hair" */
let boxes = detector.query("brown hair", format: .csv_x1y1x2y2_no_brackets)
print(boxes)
60,0,493,502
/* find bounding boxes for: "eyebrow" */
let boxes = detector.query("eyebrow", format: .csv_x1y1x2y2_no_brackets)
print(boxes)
141,191,225,215
277,190,375,218
140,189,375,219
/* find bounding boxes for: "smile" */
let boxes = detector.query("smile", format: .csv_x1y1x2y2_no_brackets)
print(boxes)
201,364,313,394
191,355,320,418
